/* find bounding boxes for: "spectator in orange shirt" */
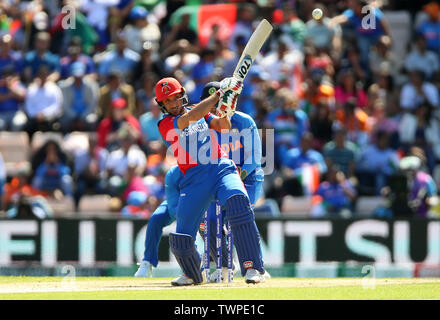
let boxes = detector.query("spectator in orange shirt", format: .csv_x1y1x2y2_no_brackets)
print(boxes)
335,98,370,147
3,166,53,218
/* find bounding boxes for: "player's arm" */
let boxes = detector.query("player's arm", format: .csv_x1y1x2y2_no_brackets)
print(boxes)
176,91,220,130
209,115,231,131
176,78,241,130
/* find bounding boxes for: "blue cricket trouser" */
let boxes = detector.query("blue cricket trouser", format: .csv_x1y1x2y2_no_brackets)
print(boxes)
175,158,249,239
205,175,263,268
142,201,174,267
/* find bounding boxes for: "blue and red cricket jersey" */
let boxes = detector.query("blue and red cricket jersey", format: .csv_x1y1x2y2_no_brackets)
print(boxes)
158,108,226,174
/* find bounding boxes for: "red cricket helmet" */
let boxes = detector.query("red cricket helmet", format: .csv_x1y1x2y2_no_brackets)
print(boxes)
155,77,188,113
155,77,184,101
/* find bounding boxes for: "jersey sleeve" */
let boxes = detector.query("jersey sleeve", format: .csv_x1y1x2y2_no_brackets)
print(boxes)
204,113,215,127
158,116,177,142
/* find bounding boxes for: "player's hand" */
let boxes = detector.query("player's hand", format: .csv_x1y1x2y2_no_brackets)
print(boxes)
216,90,238,118
217,77,243,96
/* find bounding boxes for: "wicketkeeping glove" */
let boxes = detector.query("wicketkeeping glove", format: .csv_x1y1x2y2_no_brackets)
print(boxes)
216,90,239,118
217,77,243,96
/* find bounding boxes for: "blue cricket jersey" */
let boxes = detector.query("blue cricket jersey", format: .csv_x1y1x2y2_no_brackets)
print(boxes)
216,111,264,181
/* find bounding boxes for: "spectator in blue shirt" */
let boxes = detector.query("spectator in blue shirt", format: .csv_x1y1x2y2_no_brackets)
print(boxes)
23,32,60,84
32,141,73,198
417,2,440,53
0,34,23,75
356,130,400,195
97,32,140,83
189,48,215,104
264,88,309,168
139,98,162,147
0,66,27,131
60,37,96,80
59,61,99,133
281,132,327,196
330,0,391,70
311,164,357,218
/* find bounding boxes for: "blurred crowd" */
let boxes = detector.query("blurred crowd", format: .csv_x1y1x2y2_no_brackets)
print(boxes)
0,0,439,220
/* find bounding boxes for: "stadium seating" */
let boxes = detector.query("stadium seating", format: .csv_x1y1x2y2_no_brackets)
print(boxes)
0,131,30,177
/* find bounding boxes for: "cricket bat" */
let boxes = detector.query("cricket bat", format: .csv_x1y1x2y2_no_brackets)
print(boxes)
233,19,273,82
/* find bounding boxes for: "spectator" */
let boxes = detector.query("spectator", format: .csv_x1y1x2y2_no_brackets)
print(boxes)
323,126,358,179
79,0,114,50
264,88,309,165
335,69,368,109
97,32,140,82
400,70,439,111
22,32,60,84
97,97,141,150
121,164,149,202
105,129,147,197
356,130,400,195
123,6,161,54
335,98,371,147
162,39,200,77
72,135,108,211
0,65,27,131
120,190,151,219
281,132,327,196
98,70,136,118
310,102,334,151
24,65,63,140
0,33,22,74
222,35,248,78
162,13,198,50
59,61,99,133
229,3,257,52
32,141,74,199
299,69,335,115
3,164,53,219
405,34,439,81
398,104,440,173
260,40,303,88
189,48,215,103
369,35,398,79
331,0,392,69
139,99,162,146
136,72,158,114
59,37,97,80
131,42,164,89
311,164,357,218
400,155,438,218
417,2,440,54
304,3,342,54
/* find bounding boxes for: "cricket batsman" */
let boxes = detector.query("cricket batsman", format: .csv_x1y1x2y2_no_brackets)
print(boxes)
134,82,267,282
155,76,266,285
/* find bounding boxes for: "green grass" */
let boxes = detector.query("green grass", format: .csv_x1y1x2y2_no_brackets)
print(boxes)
0,277,439,300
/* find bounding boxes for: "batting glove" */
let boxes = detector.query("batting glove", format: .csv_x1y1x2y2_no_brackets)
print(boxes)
217,77,243,96
216,90,239,118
